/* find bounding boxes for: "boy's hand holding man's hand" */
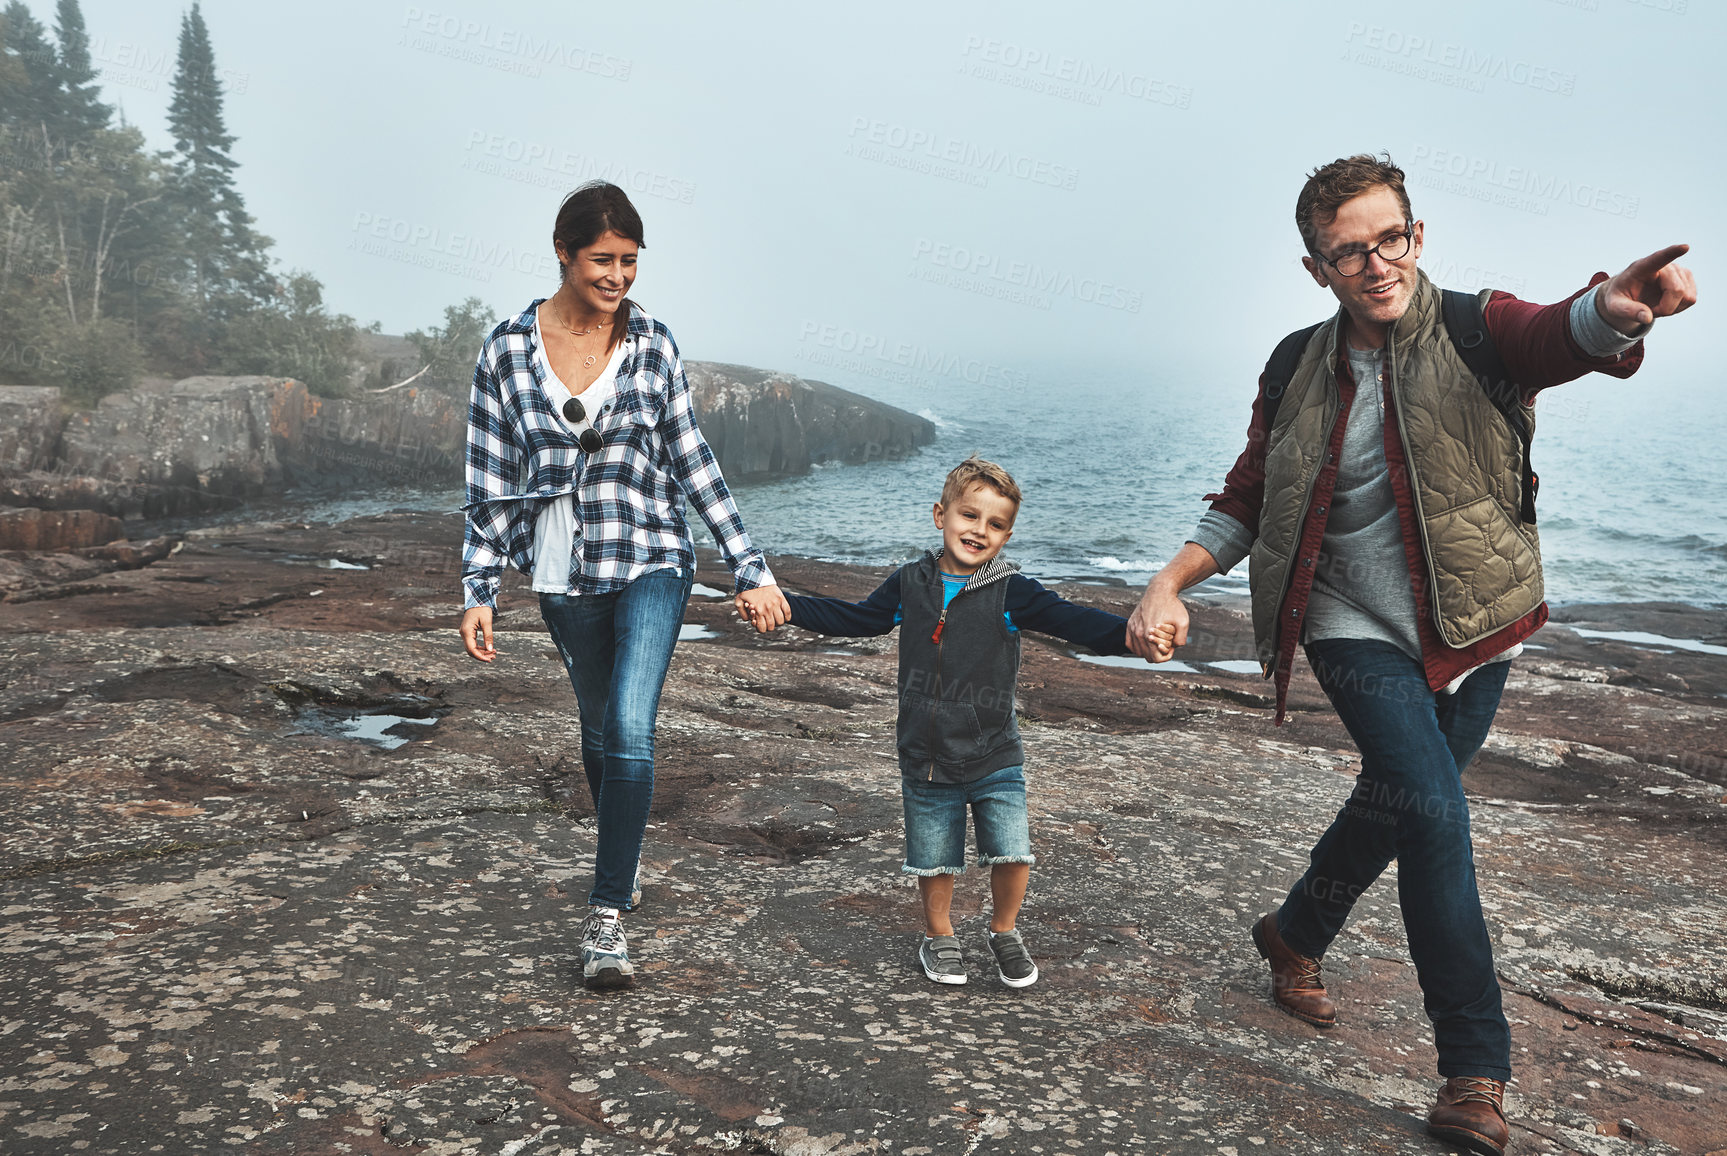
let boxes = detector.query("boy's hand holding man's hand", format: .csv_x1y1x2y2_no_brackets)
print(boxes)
736,584,791,633
1148,623,1177,664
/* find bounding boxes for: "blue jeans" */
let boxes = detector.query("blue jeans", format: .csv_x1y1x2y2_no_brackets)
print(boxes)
540,568,692,910
1280,638,1512,1081
900,764,1036,875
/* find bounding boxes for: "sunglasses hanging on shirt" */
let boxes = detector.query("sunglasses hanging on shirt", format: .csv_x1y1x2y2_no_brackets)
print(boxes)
561,398,604,453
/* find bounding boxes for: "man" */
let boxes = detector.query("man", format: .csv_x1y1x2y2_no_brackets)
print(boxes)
1125,154,1695,1155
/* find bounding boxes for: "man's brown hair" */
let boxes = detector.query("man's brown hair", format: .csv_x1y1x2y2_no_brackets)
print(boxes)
1295,153,1413,255
940,455,1021,513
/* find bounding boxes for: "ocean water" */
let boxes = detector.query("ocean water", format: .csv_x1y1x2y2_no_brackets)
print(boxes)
205,369,1726,610
722,369,1727,610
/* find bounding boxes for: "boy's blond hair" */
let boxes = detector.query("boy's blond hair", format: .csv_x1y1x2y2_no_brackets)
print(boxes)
940,455,1022,512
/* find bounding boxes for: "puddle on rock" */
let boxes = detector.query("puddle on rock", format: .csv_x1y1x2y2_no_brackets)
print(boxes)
281,692,447,750
277,554,372,570
1078,653,1197,673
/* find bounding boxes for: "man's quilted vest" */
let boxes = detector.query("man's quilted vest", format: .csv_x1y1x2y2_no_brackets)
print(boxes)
1248,272,1543,666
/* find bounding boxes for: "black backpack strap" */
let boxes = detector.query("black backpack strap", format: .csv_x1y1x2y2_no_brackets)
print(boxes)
1440,288,1537,524
1261,321,1325,433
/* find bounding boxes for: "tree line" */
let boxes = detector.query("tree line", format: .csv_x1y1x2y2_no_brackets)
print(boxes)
0,0,489,403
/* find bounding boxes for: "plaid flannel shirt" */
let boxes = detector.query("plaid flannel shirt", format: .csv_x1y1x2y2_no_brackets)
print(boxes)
461,299,775,610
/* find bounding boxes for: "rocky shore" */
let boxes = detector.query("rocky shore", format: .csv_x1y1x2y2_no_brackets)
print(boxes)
1,509,1724,1155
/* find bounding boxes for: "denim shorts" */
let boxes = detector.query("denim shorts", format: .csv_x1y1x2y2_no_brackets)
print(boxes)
900,764,1035,875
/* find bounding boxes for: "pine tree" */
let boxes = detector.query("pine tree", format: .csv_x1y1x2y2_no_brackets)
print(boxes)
0,11,31,126
52,0,110,142
1,1,62,141
3,0,161,397
167,1,268,312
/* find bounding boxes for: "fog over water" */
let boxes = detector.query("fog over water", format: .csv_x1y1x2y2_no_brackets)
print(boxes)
71,0,1725,605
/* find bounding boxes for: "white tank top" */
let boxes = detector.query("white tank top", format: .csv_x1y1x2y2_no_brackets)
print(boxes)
530,314,631,594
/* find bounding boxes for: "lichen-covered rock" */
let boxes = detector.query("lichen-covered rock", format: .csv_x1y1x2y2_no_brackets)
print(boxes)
0,385,63,473
0,469,240,519
57,375,298,497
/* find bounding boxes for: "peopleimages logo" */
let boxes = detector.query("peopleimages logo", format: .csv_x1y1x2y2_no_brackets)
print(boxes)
462,132,696,203
846,117,1080,191
957,36,1192,110
1410,145,1638,219
1421,255,1528,297
796,320,1031,390
1342,23,1577,96
348,212,560,282
90,35,249,94
910,239,1142,314
399,7,631,79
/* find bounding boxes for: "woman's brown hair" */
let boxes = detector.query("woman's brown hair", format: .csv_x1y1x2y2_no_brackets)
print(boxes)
553,180,645,353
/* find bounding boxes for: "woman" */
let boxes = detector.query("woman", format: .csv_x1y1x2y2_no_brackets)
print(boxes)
459,180,789,990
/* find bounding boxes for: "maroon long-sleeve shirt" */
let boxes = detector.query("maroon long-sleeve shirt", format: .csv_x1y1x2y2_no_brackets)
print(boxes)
1203,274,1643,722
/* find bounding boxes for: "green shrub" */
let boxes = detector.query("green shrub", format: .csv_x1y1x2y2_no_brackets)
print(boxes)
50,317,146,405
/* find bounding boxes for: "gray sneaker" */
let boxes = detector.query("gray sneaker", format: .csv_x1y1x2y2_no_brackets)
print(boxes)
984,928,1039,988
579,907,634,989
628,862,642,912
918,935,967,985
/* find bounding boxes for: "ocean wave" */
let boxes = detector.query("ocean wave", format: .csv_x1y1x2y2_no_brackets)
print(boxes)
1586,527,1724,552
1086,556,1166,572
917,408,961,430
1543,519,1726,554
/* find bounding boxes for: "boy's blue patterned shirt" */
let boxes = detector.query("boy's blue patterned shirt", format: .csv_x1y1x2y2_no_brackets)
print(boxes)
461,299,774,610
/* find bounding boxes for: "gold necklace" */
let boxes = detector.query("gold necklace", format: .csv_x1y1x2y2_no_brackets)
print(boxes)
552,298,613,337
546,299,617,369
550,309,604,368
562,313,611,337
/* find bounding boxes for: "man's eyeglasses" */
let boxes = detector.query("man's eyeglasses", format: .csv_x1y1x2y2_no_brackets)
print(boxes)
1317,223,1414,277
561,398,604,453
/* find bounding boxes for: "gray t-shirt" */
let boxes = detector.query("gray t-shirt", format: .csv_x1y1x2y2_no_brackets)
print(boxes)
1302,346,1421,657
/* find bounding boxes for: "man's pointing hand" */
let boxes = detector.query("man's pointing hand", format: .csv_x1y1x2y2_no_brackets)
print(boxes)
1596,243,1697,334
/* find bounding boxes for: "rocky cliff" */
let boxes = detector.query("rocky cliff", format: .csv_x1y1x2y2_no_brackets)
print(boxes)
686,362,933,478
0,367,934,549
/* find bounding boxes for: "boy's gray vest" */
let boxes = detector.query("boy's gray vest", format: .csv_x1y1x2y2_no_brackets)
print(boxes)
1249,272,1544,667
896,552,1024,784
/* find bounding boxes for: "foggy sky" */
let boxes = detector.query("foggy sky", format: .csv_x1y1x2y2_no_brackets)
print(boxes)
64,0,1719,398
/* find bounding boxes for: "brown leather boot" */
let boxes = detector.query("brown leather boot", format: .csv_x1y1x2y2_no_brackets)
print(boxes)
1250,913,1336,1028
1426,1077,1508,1155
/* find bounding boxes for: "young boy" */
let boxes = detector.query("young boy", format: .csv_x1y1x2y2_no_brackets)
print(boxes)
746,457,1175,988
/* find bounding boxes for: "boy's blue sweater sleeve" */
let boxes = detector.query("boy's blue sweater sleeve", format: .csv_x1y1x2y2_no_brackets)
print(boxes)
787,569,904,637
1005,574,1132,655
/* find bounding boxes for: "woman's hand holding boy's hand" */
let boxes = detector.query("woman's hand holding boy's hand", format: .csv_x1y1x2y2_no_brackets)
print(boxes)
736,584,791,633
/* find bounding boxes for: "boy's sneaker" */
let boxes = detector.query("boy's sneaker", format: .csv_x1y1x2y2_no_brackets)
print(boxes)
984,927,1039,988
918,935,967,985
579,906,634,990
628,862,643,912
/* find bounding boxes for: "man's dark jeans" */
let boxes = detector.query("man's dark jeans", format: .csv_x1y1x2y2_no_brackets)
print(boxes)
540,568,693,911
1278,638,1512,1080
